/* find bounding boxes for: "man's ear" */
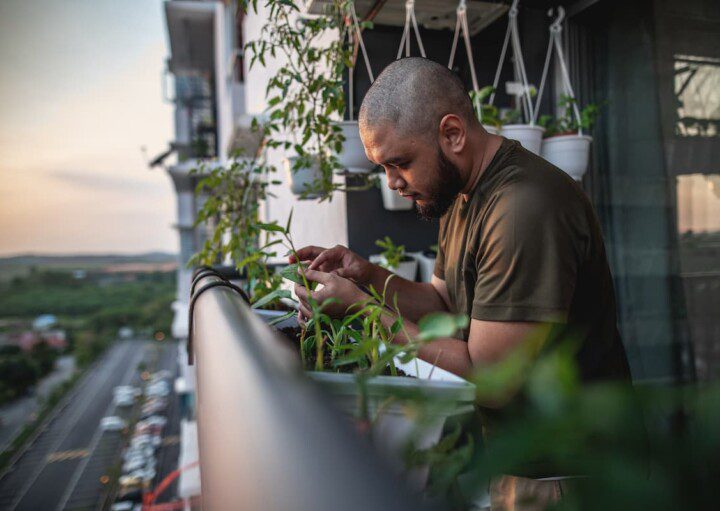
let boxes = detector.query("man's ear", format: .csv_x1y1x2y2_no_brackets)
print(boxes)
438,114,467,155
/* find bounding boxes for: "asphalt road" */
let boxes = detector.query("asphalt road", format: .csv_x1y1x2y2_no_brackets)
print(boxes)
0,340,167,511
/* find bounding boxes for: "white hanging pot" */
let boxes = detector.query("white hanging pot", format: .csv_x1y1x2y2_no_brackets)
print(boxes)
501,124,545,155
412,250,437,283
379,255,418,282
284,156,323,199
483,124,500,135
380,184,413,211
541,134,593,181
336,121,373,174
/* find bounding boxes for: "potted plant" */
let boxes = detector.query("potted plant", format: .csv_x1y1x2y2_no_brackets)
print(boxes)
190,154,292,312
374,174,414,211
412,244,437,283
469,86,503,135
539,95,599,181
245,0,351,201
499,88,545,155
373,236,418,282
255,217,474,489
335,120,375,174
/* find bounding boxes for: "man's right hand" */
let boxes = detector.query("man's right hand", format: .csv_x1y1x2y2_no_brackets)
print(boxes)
289,245,374,286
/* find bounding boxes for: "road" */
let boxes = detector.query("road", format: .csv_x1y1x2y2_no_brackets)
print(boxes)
0,356,76,452
0,339,179,511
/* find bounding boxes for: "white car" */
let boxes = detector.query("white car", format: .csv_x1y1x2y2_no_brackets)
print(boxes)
114,394,135,407
100,416,127,432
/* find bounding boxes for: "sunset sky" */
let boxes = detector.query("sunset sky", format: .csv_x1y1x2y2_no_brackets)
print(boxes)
0,0,175,256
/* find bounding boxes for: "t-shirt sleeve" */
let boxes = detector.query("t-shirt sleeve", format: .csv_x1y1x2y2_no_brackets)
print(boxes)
433,216,447,280
471,185,583,323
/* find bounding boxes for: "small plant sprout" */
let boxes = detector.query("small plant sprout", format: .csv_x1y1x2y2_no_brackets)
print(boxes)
375,236,406,269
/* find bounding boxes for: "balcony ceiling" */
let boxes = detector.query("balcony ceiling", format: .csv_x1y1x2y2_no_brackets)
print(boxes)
304,0,509,35
165,1,216,74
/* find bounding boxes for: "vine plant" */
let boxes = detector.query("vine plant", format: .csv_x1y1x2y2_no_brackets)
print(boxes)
245,0,371,201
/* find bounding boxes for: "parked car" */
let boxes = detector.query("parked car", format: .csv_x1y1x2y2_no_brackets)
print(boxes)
110,502,141,511
100,416,127,432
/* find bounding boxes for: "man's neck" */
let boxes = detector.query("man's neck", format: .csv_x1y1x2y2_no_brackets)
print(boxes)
460,131,503,201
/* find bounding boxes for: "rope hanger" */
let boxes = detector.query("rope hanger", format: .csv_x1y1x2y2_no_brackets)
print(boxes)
447,0,483,120
396,0,426,59
489,0,536,125
533,7,584,134
346,1,374,120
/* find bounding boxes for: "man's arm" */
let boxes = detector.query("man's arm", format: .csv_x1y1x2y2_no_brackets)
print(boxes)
377,311,546,406
364,264,452,321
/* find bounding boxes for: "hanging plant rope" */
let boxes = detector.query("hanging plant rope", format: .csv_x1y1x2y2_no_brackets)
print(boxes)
489,0,536,125
447,0,483,121
396,0,426,59
533,7,584,134
346,1,375,121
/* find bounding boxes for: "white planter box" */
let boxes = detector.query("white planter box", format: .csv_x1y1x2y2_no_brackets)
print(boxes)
308,360,475,490
501,124,545,155
285,156,322,198
371,254,418,282
336,121,374,174
541,134,593,181
483,124,500,135
410,251,436,283
380,184,414,211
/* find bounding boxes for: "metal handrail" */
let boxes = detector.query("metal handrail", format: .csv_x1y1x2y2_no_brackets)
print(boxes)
190,274,432,511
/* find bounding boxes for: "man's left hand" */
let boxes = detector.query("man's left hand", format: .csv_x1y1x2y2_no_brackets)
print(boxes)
294,269,368,319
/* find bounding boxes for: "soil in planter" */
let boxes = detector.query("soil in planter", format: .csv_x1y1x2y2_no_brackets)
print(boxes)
277,326,408,377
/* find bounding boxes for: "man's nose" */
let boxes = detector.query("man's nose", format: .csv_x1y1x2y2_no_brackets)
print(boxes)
385,168,406,191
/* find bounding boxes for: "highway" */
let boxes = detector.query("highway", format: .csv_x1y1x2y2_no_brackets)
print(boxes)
0,339,179,511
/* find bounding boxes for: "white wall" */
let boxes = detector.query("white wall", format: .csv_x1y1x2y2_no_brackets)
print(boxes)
242,4,348,253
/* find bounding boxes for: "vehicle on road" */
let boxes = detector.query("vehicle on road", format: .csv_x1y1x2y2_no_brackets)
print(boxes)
100,416,127,431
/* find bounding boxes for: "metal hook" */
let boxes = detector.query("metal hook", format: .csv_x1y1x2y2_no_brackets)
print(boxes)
457,0,467,15
509,0,520,17
548,6,565,32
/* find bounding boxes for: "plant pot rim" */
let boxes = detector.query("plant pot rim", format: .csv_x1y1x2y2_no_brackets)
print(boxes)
543,133,593,142
336,120,359,127
421,249,437,258
501,124,546,132
307,371,476,402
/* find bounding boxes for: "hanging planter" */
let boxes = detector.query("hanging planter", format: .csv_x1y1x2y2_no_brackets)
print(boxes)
534,7,598,181
501,124,545,154
380,255,418,281
335,120,374,174
412,247,437,283
541,133,592,181
285,156,323,199
380,183,414,211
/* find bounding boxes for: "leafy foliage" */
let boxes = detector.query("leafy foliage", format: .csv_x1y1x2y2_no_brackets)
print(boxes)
375,236,406,269
244,0,360,201
538,94,601,137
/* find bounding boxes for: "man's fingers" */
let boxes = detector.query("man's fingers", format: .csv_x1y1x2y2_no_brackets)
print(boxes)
289,245,326,263
298,303,312,320
308,246,342,270
294,283,309,301
303,268,332,285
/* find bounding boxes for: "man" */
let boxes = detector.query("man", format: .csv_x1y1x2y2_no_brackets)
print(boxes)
290,57,631,508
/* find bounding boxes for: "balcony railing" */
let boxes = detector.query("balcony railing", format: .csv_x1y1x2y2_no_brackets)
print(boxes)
189,273,432,510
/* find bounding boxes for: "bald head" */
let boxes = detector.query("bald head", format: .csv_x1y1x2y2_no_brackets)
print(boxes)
359,57,478,141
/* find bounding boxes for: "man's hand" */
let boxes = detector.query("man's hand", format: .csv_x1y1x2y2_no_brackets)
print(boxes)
294,269,368,319
290,245,373,286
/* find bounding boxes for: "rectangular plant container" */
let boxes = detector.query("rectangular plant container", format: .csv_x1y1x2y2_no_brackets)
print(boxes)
260,313,476,490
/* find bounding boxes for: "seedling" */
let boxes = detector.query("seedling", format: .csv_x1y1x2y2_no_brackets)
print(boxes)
375,236,406,269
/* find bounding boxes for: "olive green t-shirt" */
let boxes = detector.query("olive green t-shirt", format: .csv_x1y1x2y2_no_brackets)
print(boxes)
434,139,630,382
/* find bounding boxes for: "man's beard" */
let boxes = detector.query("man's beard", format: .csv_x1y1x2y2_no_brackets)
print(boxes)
415,147,464,220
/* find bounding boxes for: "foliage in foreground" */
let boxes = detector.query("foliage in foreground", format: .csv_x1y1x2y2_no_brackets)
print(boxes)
418,340,720,510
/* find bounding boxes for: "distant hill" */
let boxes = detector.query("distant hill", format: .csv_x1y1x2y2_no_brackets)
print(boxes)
0,252,177,266
0,253,178,282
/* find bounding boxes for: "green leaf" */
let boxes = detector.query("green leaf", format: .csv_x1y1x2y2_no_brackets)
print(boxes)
417,313,469,341
251,289,292,309
279,263,318,290
256,222,286,233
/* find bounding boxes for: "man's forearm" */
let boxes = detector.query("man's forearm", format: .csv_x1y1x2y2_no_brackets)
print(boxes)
376,308,474,378
366,264,449,322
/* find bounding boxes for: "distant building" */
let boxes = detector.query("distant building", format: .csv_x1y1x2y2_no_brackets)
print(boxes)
19,330,67,351
32,314,57,331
